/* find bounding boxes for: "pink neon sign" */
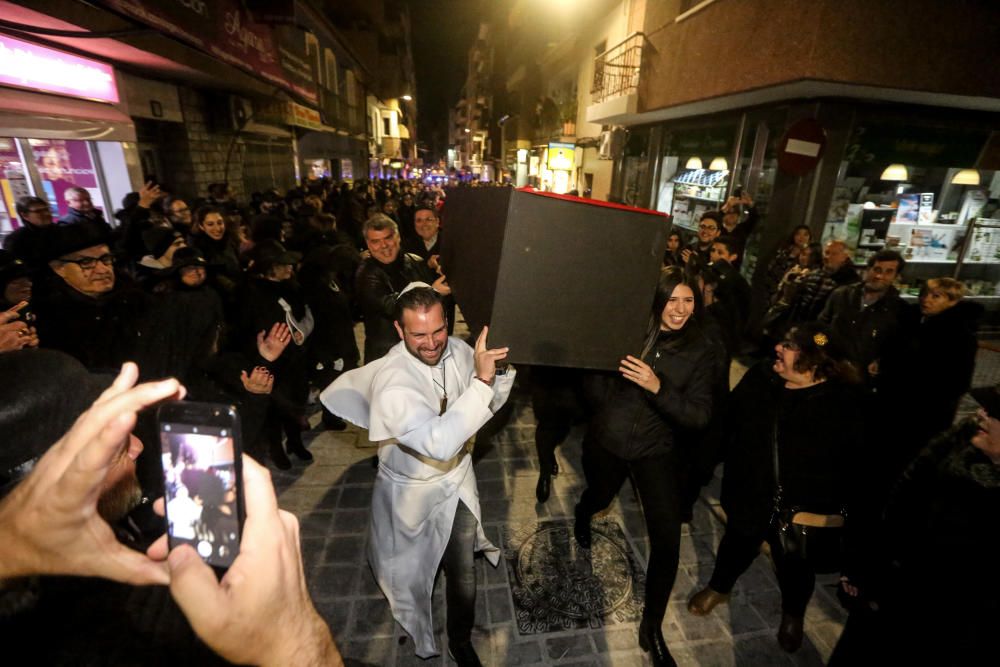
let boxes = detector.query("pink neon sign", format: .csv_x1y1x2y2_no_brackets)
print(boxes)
0,34,118,104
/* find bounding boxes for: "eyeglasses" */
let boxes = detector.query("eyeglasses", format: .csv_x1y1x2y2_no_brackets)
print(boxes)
27,207,51,215
173,207,190,214
779,340,800,351
699,224,718,231
59,254,115,271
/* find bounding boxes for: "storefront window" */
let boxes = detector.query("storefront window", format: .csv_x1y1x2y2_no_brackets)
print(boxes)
27,139,104,219
654,123,736,229
0,138,30,234
620,127,652,207
822,120,998,296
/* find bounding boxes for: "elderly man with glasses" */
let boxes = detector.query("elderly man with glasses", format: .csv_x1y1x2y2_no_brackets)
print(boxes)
32,222,154,374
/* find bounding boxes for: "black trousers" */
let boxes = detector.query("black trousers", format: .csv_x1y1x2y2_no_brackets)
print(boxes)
530,367,584,475
707,527,816,618
577,440,681,625
440,500,478,646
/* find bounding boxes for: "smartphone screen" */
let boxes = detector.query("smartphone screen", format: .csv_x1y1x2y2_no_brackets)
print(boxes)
158,404,243,569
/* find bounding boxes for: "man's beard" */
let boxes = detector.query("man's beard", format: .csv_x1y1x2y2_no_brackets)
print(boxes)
97,472,143,522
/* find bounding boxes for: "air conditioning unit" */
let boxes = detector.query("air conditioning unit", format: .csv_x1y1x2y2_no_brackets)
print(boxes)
206,94,254,132
598,127,625,160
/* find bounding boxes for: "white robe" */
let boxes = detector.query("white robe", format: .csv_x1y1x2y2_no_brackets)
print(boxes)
320,337,514,657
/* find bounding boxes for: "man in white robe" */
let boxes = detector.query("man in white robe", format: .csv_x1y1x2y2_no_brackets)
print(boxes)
321,283,514,665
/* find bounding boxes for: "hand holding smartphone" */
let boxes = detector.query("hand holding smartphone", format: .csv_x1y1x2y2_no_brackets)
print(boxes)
157,401,245,573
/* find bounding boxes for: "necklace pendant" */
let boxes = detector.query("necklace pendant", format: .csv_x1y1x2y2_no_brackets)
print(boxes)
440,396,448,415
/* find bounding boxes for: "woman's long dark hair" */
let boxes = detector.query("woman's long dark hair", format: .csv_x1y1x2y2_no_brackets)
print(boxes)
641,266,703,358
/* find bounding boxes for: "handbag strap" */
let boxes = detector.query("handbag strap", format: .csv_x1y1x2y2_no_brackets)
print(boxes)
770,412,784,511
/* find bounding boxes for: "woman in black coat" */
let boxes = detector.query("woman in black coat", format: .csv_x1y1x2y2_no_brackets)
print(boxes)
830,388,1000,666
687,323,864,653
882,278,982,469
575,267,724,666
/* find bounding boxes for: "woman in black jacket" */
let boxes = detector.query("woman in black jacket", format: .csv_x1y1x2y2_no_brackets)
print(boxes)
574,267,723,666
687,322,863,653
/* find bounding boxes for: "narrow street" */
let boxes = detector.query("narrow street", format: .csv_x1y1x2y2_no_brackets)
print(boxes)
270,321,859,666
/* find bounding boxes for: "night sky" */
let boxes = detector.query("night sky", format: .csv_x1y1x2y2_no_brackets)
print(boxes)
406,0,485,162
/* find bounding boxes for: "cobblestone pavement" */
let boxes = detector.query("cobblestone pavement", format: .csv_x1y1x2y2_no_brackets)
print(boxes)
268,321,1000,666
271,377,847,666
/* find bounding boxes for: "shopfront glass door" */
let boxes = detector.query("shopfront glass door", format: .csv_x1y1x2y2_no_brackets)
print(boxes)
26,138,105,220
0,138,30,234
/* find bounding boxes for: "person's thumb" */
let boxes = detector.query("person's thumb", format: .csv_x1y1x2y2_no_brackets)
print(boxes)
168,545,227,635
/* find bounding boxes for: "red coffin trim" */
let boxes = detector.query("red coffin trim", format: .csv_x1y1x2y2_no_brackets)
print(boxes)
516,187,668,218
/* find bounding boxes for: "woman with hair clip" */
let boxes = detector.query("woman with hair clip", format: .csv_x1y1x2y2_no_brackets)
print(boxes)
574,266,725,666
687,322,864,654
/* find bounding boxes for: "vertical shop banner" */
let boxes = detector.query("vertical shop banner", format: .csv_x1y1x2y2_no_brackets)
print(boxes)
29,139,101,219
100,0,315,103
0,138,28,233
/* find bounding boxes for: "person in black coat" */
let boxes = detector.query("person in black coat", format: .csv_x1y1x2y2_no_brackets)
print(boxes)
831,387,1000,666
819,249,916,388
874,278,980,471
235,240,314,469
3,196,56,270
355,214,442,363
687,323,864,654
575,267,724,666
298,245,361,430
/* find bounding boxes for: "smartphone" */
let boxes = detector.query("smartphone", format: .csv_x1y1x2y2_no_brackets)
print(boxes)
157,401,245,572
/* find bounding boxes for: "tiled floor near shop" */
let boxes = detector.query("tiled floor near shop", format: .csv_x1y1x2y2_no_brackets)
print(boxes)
268,327,1000,666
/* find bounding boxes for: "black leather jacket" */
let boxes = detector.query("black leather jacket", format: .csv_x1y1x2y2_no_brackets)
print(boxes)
355,252,433,362
587,324,722,461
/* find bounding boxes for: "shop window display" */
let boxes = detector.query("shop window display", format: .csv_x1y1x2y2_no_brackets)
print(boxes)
28,139,105,219
0,138,30,234
821,121,999,301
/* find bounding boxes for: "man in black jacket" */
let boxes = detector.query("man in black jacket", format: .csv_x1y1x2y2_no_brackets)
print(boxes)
59,186,111,230
3,196,55,270
356,214,448,363
818,249,915,387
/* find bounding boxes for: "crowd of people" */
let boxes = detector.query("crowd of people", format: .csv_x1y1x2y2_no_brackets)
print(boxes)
0,178,996,666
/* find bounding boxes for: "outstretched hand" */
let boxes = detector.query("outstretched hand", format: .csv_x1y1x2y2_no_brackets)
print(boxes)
431,273,451,296
473,325,509,384
257,322,292,362
620,355,660,394
241,366,274,395
0,363,184,585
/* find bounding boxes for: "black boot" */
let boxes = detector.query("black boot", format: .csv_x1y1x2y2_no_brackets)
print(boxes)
638,617,676,666
777,612,804,653
573,502,591,549
447,640,483,667
535,470,552,503
322,408,347,431
269,440,291,470
285,433,314,462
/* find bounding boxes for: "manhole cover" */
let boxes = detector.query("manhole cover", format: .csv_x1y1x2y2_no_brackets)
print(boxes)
516,524,632,618
501,519,644,635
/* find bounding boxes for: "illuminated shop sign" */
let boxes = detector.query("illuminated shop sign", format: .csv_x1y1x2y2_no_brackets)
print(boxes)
547,142,575,171
0,34,118,104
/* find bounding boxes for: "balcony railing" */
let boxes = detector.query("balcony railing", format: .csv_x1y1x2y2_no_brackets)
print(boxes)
591,32,645,105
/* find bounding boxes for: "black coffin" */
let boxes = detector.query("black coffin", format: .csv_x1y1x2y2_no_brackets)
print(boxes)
440,188,669,370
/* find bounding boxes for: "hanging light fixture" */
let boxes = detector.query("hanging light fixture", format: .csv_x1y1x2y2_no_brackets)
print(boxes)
708,157,728,171
685,156,702,169
951,168,980,185
880,163,909,181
